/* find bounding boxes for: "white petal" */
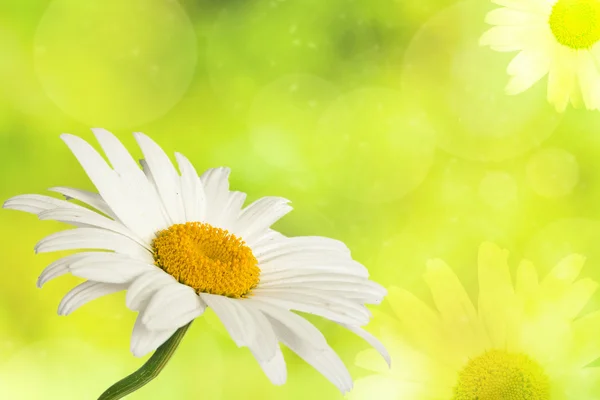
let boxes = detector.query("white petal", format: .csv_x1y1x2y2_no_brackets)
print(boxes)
251,289,369,325
48,187,119,220
130,315,177,357
268,315,353,394
3,194,79,215
253,236,350,263
60,134,161,240
251,345,287,386
336,323,391,367
139,158,172,225
92,128,170,233
200,167,231,225
217,191,247,231
250,229,287,247
260,257,368,278
256,283,383,305
260,262,367,281
257,274,385,304
233,197,292,244
200,293,256,347
35,227,151,260
58,281,126,315
38,208,149,250
247,299,328,350
242,303,278,362
134,132,186,225
37,252,99,288
142,283,206,330
69,253,156,283
126,269,178,311
175,152,207,222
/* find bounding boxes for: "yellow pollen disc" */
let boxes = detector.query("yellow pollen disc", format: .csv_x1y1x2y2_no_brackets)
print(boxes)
549,0,600,49
453,350,550,400
152,222,260,298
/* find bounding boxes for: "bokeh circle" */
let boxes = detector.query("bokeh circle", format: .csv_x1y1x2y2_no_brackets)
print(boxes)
478,171,518,209
248,74,341,172
526,148,579,198
34,0,197,128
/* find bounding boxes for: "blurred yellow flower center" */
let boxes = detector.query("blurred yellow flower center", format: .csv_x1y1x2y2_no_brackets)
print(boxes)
453,350,550,400
549,0,600,49
152,222,260,298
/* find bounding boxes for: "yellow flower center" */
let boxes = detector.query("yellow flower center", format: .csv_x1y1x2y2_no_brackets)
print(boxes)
453,350,550,400
549,0,600,49
152,222,260,298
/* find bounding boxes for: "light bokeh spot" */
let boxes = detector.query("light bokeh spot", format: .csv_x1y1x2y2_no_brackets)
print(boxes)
0,339,128,399
478,171,518,209
526,148,579,198
249,74,341,172
315,87,436,204
34,0,197,128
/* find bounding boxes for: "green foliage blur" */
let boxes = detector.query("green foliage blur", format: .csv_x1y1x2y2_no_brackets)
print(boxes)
2,0,600,398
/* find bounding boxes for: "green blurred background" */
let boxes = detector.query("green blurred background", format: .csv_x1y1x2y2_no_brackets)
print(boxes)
2,0,600,398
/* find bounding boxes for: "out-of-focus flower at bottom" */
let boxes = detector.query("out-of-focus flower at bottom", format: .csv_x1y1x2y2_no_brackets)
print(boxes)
350,242,600,399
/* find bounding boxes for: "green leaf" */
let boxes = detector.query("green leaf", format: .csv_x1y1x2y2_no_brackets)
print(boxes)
97,322,192,400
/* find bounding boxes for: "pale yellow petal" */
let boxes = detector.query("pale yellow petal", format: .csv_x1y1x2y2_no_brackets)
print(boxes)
539,254,587,308
348,375,423,400
516,259,539,298
568,311,600,368
577,50,600,110
505,49,551,94
556,278,598,319
480,26,539,50
424,260,489,360
547,44,578,112
363,330,455,386
477,242,518,349
550,367,600,399
355,348,393,375
518,313,571,366
385,287,461,366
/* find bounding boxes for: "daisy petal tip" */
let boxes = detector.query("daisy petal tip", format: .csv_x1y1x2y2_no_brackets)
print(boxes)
90,127,111,136
130,345,146,358
59,133,78,143
36,276,46,289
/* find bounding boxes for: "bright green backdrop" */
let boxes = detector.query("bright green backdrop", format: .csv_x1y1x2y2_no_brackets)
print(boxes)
2,0,600,398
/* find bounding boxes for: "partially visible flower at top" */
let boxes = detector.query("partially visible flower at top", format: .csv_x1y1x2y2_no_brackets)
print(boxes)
3,129,389,395
481,0,600,112
350,242,600,399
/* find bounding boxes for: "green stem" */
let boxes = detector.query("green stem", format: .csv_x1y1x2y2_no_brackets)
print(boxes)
97,322,192,400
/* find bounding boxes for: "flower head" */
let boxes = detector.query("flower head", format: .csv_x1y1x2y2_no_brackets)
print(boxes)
4,129,389,393
481,0,600,111
350,242,600,399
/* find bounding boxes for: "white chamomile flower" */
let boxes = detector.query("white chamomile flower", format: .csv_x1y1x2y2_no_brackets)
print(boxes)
3,129,389,394
481,0,600,111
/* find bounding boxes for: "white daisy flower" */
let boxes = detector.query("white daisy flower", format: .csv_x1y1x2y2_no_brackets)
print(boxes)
3,129,389,394
481,0,600,111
